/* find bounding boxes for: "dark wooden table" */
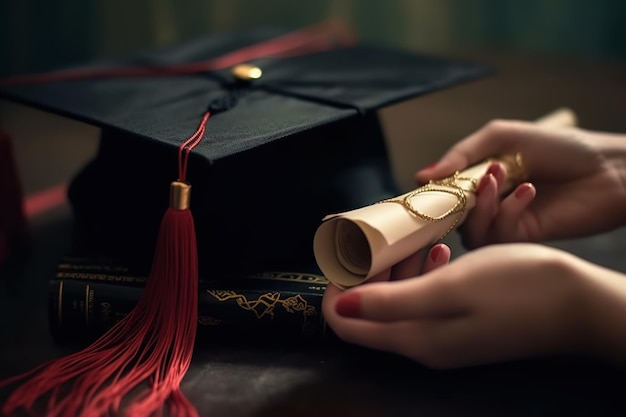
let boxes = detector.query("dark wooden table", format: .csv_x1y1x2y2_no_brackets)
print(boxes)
2,50,626,416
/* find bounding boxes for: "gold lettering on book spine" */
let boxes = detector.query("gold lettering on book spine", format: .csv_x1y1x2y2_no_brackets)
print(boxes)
207,290,317,323
55,272,146,284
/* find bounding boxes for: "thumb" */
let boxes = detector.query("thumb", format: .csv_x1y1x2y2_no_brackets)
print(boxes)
335,268,469,322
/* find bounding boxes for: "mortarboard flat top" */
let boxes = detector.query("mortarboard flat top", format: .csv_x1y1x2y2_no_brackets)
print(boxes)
0,27,490,162
0,26,491,274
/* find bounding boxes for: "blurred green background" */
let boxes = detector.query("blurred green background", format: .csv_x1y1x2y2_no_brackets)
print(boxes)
1,0,625,76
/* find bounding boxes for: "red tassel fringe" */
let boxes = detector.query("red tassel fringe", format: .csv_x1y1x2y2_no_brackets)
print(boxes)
1,208,199,417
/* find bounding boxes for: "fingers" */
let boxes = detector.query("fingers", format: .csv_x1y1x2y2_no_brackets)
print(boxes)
321,308,497,369
462,182,536,248
318,312,422,357
333,267,468,322
323,244,453,324
461,162,504,248
422,244,451,274
460,162,536,248
414,120,527,184
390,243,450,280
462,173,498,248
489,183,536,241
321,276,467,364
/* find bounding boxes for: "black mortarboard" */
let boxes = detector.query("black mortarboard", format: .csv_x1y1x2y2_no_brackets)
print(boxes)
0,24,489,277
0,22,490,417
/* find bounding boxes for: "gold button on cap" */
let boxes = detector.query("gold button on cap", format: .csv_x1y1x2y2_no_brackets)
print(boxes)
230,64,262,81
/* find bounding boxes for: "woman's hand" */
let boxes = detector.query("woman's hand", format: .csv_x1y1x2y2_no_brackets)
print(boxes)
415,120,626,247
350,243,452,284
323,243,626,369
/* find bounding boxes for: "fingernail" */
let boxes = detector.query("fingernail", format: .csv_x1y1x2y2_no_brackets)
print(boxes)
335,292,362,318
477,173,493,194
515,183,532,199
421,162,437,171
430,244,444,263
486,163,500,177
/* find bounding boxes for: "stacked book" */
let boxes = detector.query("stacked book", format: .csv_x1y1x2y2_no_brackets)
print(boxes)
49,256,330,343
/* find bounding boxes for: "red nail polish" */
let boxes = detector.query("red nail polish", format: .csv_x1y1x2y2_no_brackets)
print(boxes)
430,245,443,263
335,292,362,318
422,162,437,171
477,173,493,194
515,184,531,199
486,163,500,177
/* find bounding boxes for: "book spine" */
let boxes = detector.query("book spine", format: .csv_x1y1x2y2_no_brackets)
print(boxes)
49,268,330,343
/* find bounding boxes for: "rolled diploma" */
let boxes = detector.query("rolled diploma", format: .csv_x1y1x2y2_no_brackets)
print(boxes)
314,108,577,288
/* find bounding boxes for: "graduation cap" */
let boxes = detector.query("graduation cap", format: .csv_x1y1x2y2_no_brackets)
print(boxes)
0,21,490,417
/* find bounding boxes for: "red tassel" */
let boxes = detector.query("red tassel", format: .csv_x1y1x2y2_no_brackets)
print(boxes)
0,113,208,416
1,193,199,417
0,129,29,268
